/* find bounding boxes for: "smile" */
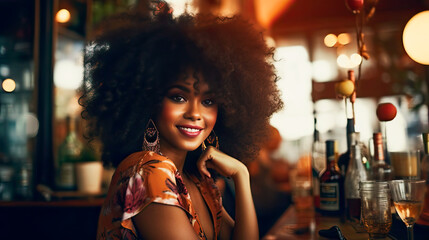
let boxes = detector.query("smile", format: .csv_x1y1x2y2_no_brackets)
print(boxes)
177,126,203,137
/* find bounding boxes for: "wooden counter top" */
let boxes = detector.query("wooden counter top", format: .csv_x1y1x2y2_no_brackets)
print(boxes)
263,205,388,240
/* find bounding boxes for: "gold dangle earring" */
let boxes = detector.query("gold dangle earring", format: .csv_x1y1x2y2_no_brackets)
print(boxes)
201,130,219,151
142,119,161,154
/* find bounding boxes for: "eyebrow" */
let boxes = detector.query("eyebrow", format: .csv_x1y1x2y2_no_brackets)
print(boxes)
167,84,214,95
168,85,191,93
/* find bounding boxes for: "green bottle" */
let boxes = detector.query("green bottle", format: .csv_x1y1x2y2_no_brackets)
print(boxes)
56,116,83,191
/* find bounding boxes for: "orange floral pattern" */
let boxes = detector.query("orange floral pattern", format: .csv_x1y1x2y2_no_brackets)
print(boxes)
97,151,222,240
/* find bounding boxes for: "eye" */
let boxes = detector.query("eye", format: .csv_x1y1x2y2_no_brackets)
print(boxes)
202,99,216,107
169,95,186,103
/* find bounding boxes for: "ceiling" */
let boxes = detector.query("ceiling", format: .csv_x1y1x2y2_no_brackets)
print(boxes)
270,0,429,37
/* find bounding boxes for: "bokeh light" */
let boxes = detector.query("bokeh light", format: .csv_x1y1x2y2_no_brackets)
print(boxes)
2,78,16,92
54,59,83,89
336,53,362,68
350,53,362,66
337,54,349,68
338,33,351,45
56,9,71,23
324,34,338,47
403,10,429,65
26,113,39,137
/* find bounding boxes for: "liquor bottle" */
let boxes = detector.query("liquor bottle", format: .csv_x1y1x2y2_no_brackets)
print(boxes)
338,70,356,177
56,116,83,190
370,132,393,181
344,132,367,220
338,118,355,176
319,140,344,217
417,133,429,226
14,161,33,200
0,161,14,201
311,115,325,210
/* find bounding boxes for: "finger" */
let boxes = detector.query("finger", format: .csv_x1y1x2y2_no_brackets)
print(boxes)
197,158,211,178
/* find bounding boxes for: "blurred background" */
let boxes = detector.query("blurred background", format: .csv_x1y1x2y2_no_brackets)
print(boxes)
0,0,428,238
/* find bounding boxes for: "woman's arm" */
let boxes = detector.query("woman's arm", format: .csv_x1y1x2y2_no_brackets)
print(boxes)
198,146,259,240
133,203,200,239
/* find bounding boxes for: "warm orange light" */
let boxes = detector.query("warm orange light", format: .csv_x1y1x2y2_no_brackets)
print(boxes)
338,33,351,45
2,78,16,92
403,10,429,65
56,9,71,23
254,0,295,29
324,34,337,47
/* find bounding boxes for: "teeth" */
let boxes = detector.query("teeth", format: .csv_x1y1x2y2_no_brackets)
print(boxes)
179,127,200,132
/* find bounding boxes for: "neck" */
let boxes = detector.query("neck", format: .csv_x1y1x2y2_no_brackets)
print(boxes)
160,147,188,173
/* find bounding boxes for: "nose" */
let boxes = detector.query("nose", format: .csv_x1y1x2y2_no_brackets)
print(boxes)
184,100,201,121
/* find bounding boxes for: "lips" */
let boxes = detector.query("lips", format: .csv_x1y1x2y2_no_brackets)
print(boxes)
177,125,203,137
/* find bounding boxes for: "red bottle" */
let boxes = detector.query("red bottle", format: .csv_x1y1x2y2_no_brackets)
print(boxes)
319,140,345,217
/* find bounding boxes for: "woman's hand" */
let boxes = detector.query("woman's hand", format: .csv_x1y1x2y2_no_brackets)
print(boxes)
197,146,247,179
198,146,259,240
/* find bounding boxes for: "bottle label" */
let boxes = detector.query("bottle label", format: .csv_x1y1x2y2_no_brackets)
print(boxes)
58,163,75,189
320,182,339,211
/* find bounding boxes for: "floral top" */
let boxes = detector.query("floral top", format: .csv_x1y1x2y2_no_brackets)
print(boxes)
97,151,222,240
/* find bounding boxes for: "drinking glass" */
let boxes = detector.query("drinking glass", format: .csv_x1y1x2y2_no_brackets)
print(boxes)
359,181,392,239
390,151,420,180
389,180,426,240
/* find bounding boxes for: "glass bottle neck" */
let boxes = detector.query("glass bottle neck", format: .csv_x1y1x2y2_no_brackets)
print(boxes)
373,133,385,162
350,145,360,166
346,118,355,151
66,116,75,135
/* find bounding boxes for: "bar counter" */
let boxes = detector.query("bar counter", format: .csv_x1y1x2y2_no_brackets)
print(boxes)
263,205,371,240
263,205,429,240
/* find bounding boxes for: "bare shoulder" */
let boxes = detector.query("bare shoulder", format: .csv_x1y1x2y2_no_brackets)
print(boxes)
133,203,199,240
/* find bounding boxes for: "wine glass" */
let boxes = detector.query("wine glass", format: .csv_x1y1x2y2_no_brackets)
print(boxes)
389,180,426,240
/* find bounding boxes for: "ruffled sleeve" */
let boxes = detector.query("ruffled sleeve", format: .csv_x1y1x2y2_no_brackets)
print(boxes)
97,151,192,239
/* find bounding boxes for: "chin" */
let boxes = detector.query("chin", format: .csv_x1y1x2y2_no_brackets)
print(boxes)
181,142,203,152
186,145,202,152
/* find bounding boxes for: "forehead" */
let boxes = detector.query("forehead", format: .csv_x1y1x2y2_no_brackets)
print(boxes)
171,72,211,92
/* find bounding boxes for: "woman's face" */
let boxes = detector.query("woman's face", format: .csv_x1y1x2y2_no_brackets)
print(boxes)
156,73,218,154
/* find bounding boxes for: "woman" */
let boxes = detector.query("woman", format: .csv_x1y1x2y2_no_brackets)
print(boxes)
80,1,283,239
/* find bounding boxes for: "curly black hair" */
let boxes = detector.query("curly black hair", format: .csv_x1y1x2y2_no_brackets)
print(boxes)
80,1,283,168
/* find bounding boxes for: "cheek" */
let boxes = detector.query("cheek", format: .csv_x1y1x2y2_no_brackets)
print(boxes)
158,101,182,124
204,108,218,128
